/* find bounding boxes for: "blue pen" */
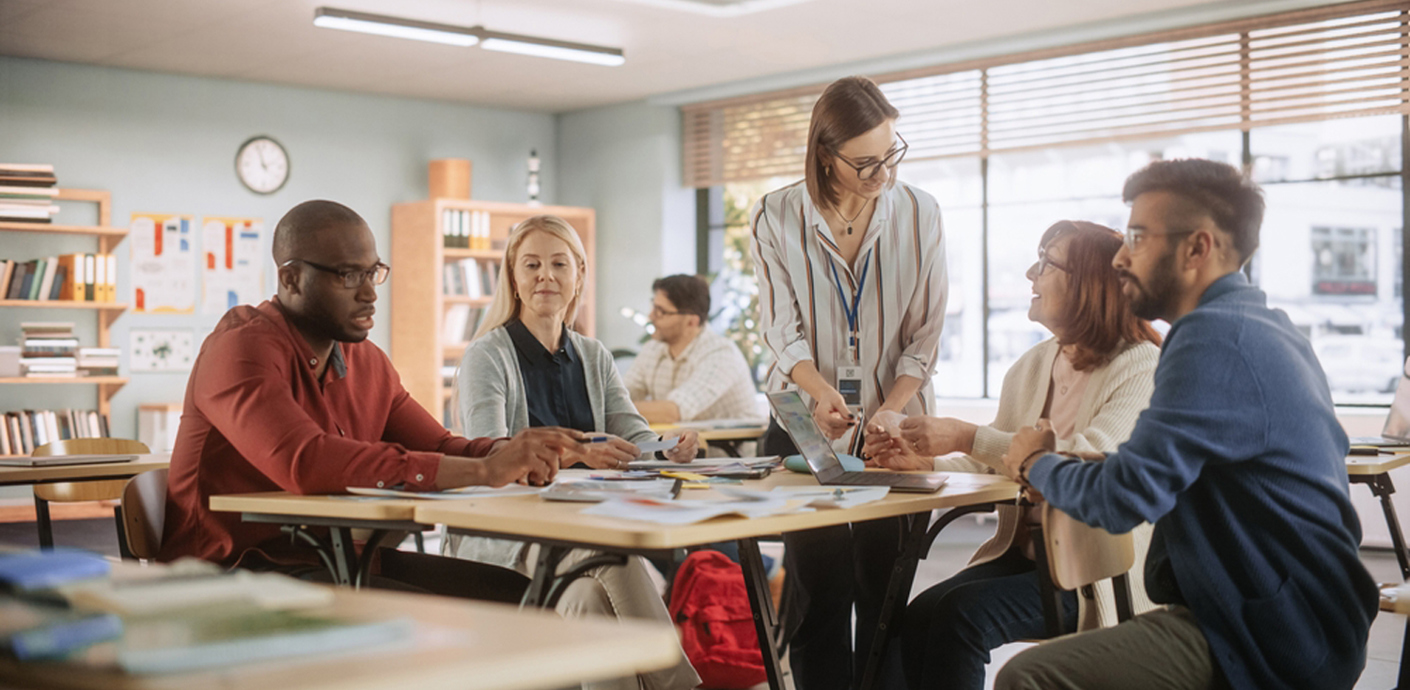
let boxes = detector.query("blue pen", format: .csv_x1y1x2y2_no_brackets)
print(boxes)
581,435,612,444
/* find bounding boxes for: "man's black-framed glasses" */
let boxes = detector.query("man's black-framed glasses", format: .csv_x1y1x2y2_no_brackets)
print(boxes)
833,133,909,181
1036,247,1070,276
282,259,390,289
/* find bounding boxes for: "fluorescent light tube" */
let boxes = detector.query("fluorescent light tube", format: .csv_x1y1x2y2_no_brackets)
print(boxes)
313,7,479,47
479,33,625,66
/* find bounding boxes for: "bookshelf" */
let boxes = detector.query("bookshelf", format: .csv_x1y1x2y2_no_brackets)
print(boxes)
0,188,129,458
390,199,596,421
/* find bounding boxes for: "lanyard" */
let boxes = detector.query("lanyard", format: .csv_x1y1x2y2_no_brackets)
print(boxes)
829,248,872,363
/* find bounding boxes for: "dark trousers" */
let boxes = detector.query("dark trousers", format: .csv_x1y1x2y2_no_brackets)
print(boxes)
899,548,1078,690
764,419,905,690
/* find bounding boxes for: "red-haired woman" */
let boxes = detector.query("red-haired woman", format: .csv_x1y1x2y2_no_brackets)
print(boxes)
863,221,1162,690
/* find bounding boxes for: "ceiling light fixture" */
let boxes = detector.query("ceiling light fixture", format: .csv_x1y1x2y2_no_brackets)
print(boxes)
478,30,626,67
312,7,624,66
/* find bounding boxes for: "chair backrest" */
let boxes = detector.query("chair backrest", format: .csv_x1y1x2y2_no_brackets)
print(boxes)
32,438,151,503
32,438,150,457
1042,503,1134,591
120,469,169,560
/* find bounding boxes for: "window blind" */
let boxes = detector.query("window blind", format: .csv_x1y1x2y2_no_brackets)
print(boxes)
681,0,1410,188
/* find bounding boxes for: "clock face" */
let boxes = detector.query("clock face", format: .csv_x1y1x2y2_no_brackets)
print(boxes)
235,136,289,194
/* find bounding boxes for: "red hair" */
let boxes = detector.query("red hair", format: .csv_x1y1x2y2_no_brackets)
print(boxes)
1041,220,1161,371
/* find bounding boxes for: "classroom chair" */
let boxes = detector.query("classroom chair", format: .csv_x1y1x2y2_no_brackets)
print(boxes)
1030,503,1136,637
118,468,168,560
31,437,150,557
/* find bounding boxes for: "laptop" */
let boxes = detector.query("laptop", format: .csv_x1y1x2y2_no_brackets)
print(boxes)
0,454,138,468
767,390,947,493
1350,356,1410,448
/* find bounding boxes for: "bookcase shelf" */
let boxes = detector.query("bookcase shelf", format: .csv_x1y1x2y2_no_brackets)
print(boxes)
0,300,128,310
391,198,595,422
0,187,127,421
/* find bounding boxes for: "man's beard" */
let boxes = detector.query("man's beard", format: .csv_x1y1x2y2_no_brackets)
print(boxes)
1124,247,1180,322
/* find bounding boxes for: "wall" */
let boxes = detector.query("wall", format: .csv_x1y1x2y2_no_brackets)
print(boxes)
557,99,696,352
0,57,556,486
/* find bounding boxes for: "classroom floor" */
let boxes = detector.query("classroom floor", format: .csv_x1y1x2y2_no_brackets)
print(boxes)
2,513,1404,689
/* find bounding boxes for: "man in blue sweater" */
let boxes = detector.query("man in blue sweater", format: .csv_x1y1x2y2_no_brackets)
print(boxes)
996,159,1378,690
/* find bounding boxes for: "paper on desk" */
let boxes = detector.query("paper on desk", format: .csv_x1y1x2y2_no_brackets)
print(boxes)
541,478,678,502
346,485,542,500
580,494,807,525
629,455,780,470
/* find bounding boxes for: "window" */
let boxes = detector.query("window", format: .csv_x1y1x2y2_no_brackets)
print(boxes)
692,0,1410,405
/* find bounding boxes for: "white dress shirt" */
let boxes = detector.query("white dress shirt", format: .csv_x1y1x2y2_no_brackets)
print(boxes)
749,179,948,452
624,328,760,421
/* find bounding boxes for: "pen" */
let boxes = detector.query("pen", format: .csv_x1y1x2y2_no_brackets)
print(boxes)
581,435,612,444
670,478,683,500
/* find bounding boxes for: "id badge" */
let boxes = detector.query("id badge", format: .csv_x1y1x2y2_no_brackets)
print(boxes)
837,365,863,416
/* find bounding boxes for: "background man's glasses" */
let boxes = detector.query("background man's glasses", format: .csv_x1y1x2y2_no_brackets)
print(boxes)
833,133,909,181
282,259,390,288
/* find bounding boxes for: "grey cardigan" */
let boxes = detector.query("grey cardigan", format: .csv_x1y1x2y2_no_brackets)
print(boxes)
457,325,657,443
446,325,656,572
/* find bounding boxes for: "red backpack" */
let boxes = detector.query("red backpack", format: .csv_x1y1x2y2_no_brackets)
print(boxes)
668,550,767,689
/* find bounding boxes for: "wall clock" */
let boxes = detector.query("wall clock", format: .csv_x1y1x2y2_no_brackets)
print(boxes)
235,135,289,195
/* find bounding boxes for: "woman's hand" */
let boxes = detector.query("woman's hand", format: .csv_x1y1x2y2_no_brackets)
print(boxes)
813,387,856,440
899,417,977,457
1002,420,1056,482
560,434,640,470
862,419,934,471
664,430,700,463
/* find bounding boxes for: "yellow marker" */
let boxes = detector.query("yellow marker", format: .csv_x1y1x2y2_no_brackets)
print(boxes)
659,470,709,482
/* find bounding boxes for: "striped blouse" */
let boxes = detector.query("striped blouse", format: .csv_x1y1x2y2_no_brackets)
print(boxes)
749,180,948,452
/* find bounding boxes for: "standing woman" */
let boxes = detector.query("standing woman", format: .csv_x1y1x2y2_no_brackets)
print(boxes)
750,76,948,690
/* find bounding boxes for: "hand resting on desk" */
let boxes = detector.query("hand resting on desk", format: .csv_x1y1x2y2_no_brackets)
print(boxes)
436,427,582,488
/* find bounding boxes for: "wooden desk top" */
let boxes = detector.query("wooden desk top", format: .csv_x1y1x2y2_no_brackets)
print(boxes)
417,471,1018,551
1346,453,1410,476
209,493,424,522
0,454,171,487
0,576,681,690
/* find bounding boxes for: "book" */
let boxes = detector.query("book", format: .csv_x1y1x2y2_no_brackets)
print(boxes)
0,549,111,592
0,599,123,661
35,256,57,303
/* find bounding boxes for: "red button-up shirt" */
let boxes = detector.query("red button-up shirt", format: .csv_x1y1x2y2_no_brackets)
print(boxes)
159,298,497,567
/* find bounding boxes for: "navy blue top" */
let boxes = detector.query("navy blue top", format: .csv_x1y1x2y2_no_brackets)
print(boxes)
1029,272,1377,690
505,319,595,433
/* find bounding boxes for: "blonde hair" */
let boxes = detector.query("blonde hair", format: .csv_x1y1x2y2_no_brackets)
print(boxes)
473,215,589,340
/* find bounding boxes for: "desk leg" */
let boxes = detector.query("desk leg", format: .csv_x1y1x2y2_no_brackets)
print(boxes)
1399,616,1410,690
522,545,570,608
739,537,786,690
712,440,743,458
1355,473,1410,581
328,527,358,587
858,504,998,690
34,496,53,550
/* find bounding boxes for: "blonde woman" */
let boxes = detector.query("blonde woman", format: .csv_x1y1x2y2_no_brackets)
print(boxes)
445,215,700,690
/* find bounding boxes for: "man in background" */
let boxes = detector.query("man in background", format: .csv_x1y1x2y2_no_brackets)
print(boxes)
625,274,759,424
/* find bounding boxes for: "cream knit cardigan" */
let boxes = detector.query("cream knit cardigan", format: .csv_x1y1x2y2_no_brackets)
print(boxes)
933,337,1161,630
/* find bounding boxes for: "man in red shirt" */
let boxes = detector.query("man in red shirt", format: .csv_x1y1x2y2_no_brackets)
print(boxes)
160,200,578,573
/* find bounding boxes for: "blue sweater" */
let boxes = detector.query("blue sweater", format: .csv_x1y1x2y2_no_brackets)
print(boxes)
1028,272,1377,690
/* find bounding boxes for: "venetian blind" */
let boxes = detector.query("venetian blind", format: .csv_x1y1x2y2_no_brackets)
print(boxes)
681,0,1410,187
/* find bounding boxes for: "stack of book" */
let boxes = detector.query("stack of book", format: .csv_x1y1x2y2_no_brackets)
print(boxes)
0,253,117,302
441,208,492,249
77,348,119,377
1,409,109,456
19,322,77,378
0,164,58,223
442,257,497,299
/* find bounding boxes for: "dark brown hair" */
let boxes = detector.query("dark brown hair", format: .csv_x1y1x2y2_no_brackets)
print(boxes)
652,274,710,324
1041,220,1162,371
1122,158,1265,263
804,76,899,214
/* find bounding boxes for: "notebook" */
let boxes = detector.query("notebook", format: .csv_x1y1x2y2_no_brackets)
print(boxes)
1350,356,1410,448
767,390,947,493
0,454,137,467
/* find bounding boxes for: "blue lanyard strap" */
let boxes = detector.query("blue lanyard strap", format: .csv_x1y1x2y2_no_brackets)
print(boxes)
829,249,873,344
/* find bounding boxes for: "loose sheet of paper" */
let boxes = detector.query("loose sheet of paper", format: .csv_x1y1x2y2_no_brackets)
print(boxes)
345,485,541,500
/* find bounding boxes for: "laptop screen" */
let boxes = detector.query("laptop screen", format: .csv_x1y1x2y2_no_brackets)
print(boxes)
1383,356,1410,441
767,390,844,481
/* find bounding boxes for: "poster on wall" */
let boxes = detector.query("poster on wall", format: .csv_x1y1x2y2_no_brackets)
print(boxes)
129,213,195,313
201,216,265,315
128,328,196,372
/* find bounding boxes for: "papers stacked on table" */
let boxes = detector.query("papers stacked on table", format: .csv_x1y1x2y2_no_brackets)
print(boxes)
346,485,542,500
